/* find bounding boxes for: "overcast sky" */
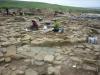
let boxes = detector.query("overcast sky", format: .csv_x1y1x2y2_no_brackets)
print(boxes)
18,0,100,8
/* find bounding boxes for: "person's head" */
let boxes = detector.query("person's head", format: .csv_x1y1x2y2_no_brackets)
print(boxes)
91,35,94,37
32,20,35,23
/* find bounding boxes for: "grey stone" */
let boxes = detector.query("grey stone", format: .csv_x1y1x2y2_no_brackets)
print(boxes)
5,45,16,57
47,66,55,75
11,71,17,75
34,60,45,66
14,17,26,22
16,70,25,75
55,55,63,61
83,64,97,71
19,66,28,71
21,34,31,41
0,52,3,57
9,37,17,44
1,48,7,53
4,57,12,62
24,59,31,64
1,41,10,47
47,66,61,75
0,58,4,62
44,55,54,62
70,57,82,63
34,53,45,61
25,68,38,75
53,60,62,65
11,66,16,71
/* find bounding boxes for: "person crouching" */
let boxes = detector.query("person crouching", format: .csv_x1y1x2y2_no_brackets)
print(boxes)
30,20,39,30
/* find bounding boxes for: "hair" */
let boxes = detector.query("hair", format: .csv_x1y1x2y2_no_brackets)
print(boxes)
32,20,35,22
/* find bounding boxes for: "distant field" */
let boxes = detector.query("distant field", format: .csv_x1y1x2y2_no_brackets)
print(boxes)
0,1,100,13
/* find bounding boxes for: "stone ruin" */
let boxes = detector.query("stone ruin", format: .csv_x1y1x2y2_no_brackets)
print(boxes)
0,9,100,75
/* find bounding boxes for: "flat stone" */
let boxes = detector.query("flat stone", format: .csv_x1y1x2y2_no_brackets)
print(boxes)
15,54,27,59
1,41,10,47
22,45,31,52
21,34,31,41
76,44,85,48
25,68,38,75
0,48,7,53
85,44,94,49
83,58,96,64
54,66,61,75
16,70,25,75
47,65,61,75
0,52,3,57
47,66,55,75
24,59,31,64
4,57,11,62
34,53,44,61
16,38,21,43
97,60,100,66
9,37,17,44
94,45,100,51
5,45,16,57
11,71,17,75
0,37,8,42
11,66,16,71
14,17,26,22
34,60,45,66
83,64,97,71
55,55,63,61
98,72,100,75
53,60,62,65
44,55,54,62
70,57,82,63
4,64,9,67
1,68,12,75
69,53,75,56
19,66,28,71
30,59,35,65
0,58,4,62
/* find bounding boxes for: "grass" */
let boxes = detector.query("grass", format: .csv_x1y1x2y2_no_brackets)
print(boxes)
0,0,100,13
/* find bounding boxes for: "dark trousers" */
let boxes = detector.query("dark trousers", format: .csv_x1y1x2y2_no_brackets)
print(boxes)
53,28,59,32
